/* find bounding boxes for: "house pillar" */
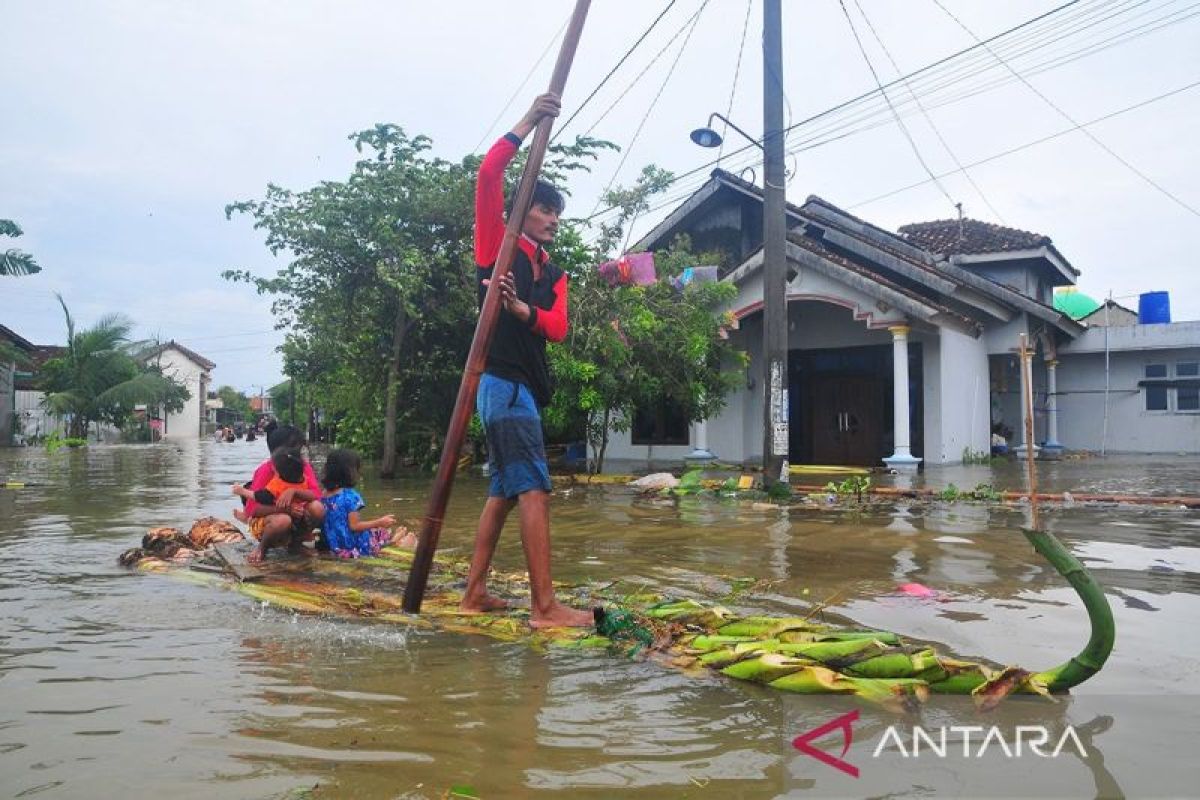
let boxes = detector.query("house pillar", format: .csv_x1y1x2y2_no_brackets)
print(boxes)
1042,359,1063,459
687,416,716,464
883,325,921,472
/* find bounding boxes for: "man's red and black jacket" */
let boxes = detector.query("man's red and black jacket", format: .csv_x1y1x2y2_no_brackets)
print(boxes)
474,132,568,408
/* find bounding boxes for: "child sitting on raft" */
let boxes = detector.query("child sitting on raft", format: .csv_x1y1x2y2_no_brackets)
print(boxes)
233,424,319,523
320,448,417,558
233,445,325,563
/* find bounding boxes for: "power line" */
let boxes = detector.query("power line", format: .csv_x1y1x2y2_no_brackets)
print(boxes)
471,12,572,153
590,0,710,217
552,0,680,143
717,0,755,165
931,0,1199,219
582,0,1092,223
597,75,1200,249
580,1,708,139
717,0,1152,191
585,0,1197,226
848,77,1200,208
836,0,959,210
849,0,1006,223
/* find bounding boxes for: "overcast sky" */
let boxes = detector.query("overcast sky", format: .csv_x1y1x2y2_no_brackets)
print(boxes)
3,0,1198,392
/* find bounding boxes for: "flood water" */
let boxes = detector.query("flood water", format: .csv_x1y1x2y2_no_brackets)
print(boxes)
1,442,1198,799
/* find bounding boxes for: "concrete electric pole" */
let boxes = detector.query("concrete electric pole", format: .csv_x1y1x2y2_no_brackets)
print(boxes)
761,0,789,491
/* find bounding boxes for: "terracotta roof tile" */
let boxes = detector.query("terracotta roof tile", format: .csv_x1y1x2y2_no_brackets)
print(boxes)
897,218,1051,256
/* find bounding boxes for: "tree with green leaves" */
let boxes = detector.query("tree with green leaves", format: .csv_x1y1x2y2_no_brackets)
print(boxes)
1,219,42,276
225,125,612,473
544,169,746,474
215,385,253,421
40,296,190,438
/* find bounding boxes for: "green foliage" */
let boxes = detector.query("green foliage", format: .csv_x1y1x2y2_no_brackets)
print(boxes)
936,482,1004,502
0,219,42,276
226,126,616,470
547,224,745,473
937,483,962,501
766,480,793,501
39,295,190,438
970,483,1003,502
45,432,88,452
224,123,740,474
823,475,871,501
216,385,253,420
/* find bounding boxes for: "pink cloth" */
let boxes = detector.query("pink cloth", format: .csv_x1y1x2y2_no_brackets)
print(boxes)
244,458,320,517
598,252,656,287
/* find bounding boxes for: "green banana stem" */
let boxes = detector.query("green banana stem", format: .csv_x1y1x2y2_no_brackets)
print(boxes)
1023,528,1115,691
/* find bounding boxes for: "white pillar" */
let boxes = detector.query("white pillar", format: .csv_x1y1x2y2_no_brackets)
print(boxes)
687,417,715,463
1042,358,1063,457
883,325,922,471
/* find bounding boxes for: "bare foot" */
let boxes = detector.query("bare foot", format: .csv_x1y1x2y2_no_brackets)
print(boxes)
233,508,248,523
459,593,511,614
529,603,594,629
391,528,419,550
247,546,266,564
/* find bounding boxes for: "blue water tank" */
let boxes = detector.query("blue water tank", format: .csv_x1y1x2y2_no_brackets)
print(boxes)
1138,291,1171,324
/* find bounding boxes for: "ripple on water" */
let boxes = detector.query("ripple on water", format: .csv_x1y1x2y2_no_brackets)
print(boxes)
1,444,1199,798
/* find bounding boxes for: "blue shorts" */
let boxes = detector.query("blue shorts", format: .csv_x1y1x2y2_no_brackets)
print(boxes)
477,373,552,499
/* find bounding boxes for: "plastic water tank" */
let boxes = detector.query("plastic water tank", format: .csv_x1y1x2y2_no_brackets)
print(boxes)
1138,291,1171,324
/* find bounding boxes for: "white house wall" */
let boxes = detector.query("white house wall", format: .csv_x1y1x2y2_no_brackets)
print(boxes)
14,390,65,440
930,327,990,463
153,348,206,440
1055,348,1200,453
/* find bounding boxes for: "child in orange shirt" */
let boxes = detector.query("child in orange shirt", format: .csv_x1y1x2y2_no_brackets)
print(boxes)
233,446,324,563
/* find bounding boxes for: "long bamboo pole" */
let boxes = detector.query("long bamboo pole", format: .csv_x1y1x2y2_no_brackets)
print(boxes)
402,1,593,614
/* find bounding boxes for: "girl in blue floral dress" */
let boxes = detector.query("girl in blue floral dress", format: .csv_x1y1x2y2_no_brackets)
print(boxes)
320,449,417,558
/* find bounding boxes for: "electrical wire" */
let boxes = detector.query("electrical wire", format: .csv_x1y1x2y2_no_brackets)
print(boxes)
932,0,1199,219
836,0,959,210
471,12,572,153
848,77,1200,209
589,76,1200,249
552,0,680,143
583,0,1197,227
717,0,755,165
580,1,709,139
581,0,1094,224
590,0,710,218
849,0,1006,223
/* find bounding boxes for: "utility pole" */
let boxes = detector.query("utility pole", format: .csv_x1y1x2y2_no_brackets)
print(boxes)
761,0,789,490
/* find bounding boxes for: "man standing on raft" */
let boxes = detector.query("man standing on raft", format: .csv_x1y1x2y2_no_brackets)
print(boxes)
459,93,592,628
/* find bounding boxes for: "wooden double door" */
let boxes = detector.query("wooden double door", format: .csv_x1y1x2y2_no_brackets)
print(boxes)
809,375,884,466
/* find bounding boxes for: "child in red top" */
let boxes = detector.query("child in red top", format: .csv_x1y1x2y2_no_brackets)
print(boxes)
233,442,324,563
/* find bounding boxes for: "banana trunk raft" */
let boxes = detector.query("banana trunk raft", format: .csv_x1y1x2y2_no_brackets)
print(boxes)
121,517,1114,712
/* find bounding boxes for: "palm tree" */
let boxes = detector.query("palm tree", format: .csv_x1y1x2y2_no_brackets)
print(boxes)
40,295,190,438
1,220,42,276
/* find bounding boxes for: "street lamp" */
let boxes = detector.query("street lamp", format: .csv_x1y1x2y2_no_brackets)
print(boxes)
691,0,790,493
689,112,763,152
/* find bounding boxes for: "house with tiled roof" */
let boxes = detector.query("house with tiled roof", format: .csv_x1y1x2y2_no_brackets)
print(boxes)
594,169,1198,468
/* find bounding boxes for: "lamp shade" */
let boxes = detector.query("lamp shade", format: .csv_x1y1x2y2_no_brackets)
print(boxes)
689,127,723,148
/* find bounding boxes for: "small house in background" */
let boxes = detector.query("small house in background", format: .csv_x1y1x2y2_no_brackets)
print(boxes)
596,169,1200,470
0,324,37,445
138,341,215,440
1078,299,1138,328
249,393,273,417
